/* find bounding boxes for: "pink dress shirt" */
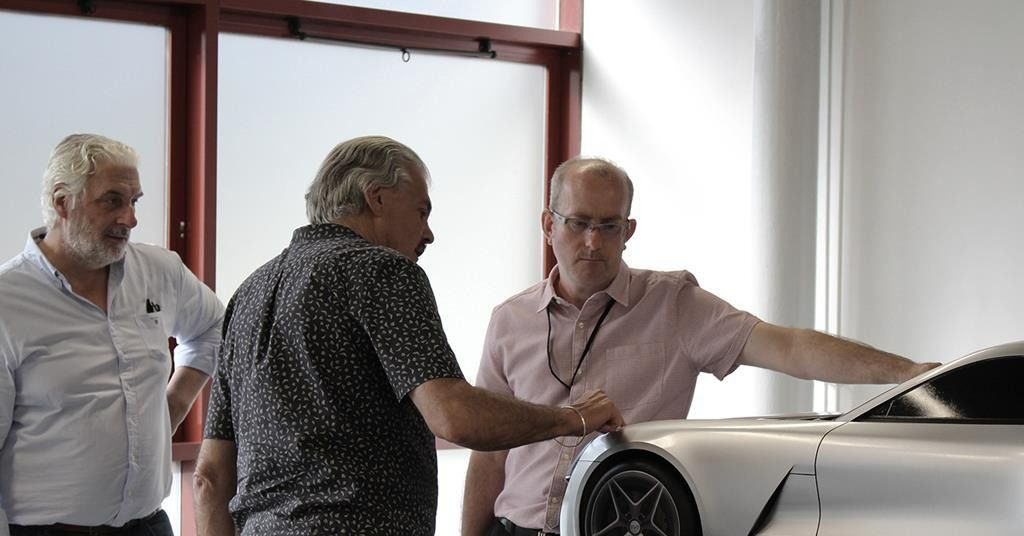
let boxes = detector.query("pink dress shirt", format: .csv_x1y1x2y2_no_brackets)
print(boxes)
475,263,760,532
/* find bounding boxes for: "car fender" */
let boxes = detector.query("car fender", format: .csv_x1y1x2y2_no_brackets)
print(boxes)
562,419,843,536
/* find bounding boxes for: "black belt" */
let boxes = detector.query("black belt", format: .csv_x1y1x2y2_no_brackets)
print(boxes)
498,517,558,536
11,510,163,535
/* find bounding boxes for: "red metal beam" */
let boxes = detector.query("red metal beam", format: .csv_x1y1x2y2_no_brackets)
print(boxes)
168,8,189,258
222,16,551,65
560,0,583,33
174,6,218,529
0,0,177,25
219,0,577,49
180,1,218,287
543,47,582,274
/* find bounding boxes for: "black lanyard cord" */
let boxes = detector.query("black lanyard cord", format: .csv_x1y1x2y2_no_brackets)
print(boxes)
546,298,616,390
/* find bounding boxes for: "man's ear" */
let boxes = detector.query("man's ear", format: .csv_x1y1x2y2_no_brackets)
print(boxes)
541,209,554,245
363,184,386,217
624,219,637,244
53,187,71,219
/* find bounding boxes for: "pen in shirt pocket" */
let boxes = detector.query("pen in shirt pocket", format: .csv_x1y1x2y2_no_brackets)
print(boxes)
145,298,162,314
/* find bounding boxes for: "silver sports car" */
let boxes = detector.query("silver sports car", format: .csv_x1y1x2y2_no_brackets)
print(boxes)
561,341,1024,536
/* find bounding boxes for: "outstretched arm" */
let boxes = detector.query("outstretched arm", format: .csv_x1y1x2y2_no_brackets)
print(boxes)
739,322,940,383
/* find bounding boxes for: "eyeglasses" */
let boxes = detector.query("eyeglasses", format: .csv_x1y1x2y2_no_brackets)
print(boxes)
549,209,629,237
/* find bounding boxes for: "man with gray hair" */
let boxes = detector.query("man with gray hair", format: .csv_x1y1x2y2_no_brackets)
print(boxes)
0,134,224,535
193,136,624,535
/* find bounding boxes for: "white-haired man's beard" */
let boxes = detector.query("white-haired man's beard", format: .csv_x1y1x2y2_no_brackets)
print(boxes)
63,209,131,270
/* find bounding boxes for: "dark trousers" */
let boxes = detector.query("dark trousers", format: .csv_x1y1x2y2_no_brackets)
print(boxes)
10,510,173,536
487,517,557,536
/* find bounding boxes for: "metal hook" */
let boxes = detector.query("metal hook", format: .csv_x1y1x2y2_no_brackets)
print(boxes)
400,48,411,63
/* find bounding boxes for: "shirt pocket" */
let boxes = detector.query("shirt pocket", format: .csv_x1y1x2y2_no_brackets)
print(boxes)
136,312,171,358
603,343,666,410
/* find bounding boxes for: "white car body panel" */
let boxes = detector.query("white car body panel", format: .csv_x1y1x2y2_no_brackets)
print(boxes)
561,341,1024,536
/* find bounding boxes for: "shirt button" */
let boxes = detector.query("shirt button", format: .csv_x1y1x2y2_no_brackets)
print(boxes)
578,322,585,329
551,496,560,503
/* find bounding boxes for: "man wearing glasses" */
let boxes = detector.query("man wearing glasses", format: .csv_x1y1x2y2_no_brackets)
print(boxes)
462,157,939,536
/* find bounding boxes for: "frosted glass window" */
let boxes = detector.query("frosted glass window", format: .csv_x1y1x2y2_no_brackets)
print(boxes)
0,10,169,257
217,33,546,384
311,0,558,29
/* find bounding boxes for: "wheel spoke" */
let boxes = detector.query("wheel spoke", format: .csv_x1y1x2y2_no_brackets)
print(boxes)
648,523,671,536
639,481,663,519
592,521,625,536
610,479,637,513
586,466,690,536
610,473,647,519
591,479,628,536
637,482,674,536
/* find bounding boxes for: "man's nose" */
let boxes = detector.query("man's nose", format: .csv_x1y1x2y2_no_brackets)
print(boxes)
582,226,603,248
423,223,434,244
119,205,138,228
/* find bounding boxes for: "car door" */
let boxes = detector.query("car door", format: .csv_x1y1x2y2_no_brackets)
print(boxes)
814,356,1024,535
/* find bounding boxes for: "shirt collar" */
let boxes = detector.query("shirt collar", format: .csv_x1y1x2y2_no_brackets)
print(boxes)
23,227,63,286
291,223,369,245
22,226,126,291
536,261,632,313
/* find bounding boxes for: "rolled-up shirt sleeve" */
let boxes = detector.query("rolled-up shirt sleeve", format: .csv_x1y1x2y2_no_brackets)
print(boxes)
169,255,225,377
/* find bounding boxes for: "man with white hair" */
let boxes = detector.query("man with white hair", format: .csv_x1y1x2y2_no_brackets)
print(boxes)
0,134,224,535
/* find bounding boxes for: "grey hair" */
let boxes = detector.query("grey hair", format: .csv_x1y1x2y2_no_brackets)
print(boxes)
41,133,138,227
549,156,634,216
305,136,429,224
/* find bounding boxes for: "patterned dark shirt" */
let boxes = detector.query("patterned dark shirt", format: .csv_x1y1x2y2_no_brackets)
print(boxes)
205,224,464,535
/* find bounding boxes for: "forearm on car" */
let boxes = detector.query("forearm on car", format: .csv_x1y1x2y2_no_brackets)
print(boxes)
410,378,611,451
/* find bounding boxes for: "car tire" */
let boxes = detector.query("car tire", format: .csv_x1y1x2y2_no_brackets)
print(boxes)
580,457,701,536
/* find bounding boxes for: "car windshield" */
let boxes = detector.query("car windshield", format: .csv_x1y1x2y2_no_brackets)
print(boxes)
857,355,1024,422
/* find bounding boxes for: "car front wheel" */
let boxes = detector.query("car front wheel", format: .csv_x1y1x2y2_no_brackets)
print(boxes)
581,458,701,536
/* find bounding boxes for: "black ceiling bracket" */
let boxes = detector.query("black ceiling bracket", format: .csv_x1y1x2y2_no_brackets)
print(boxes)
288,17,307,41
477,37,496,59
77,0,97,15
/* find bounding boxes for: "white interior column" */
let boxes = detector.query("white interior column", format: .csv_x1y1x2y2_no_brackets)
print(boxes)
749,0,821,413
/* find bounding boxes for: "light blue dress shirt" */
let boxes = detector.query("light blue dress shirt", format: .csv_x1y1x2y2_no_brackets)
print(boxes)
0,228,224,531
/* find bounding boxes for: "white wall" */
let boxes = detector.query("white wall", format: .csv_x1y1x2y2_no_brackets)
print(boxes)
831,0,1024,408
584,0,1024,416
582,0,794,418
